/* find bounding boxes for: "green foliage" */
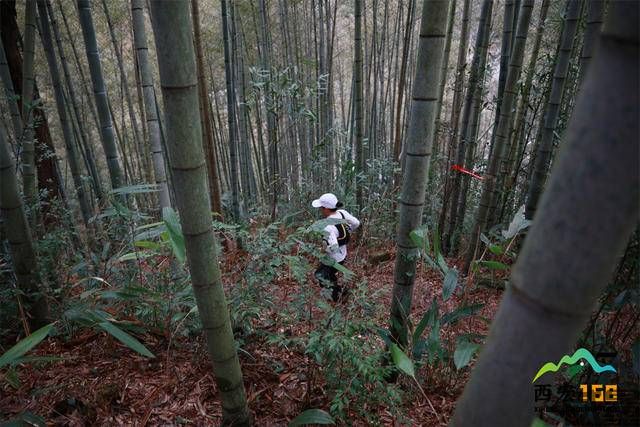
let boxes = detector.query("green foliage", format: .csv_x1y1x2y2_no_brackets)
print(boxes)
502,205,532,240
118,207,187,263
0,323,59,389
410,225,459,301
304,311,402,424
473,207,533,284
263,278,402,424
390,343,415,378
288,409,335,426
413,298,438,347
453,339,481,370
96,321,154,358
440,303,484,326
401,294,485,378
162,207,186,263
0,323,54,368
443,269,458,301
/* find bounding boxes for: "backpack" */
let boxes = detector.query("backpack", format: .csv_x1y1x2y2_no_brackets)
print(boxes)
336,211,350,246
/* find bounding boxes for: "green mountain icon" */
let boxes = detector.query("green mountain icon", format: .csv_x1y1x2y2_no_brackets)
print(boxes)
532,348,616,383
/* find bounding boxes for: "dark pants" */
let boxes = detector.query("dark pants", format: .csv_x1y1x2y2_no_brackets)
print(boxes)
314,262,345,302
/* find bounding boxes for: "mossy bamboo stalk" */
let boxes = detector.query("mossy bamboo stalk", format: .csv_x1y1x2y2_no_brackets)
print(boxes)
149,1,250,424
389,0,450,347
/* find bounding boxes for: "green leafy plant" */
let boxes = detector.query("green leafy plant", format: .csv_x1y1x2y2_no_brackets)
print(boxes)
0,323,61,389
118,206,186,263
471,206,532,286
288,409,335,426
0,323,55,369
409,225,459,301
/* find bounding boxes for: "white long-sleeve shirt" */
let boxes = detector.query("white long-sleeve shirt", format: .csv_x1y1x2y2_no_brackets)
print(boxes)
322,209,360,263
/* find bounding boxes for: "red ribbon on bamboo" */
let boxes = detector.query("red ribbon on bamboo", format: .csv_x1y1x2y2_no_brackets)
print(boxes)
451,164,483,180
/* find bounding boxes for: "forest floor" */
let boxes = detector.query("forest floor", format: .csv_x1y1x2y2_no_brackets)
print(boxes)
0,243,504,426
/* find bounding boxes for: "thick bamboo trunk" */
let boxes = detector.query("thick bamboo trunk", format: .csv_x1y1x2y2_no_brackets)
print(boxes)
389,0,450,347
149,2,250,424
525,0,581,220
463,0,535,274
452,3,638,422
77,0,124,191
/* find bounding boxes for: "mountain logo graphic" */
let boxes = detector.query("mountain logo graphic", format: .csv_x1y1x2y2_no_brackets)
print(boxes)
532,348,616,383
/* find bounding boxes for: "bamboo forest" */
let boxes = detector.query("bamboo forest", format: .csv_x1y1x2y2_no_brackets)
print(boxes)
0,0,638,425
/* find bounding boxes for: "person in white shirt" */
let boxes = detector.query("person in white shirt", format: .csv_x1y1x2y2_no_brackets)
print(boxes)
311,193,361,302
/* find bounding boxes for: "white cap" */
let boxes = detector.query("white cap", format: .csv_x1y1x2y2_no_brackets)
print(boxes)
312,193,338,209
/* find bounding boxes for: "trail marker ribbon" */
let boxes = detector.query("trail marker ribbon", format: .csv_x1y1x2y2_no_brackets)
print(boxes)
451,164,483,180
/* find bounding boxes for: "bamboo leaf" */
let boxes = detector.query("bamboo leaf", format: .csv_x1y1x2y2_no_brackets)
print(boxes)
454,339,480,370
118,251,155,262
14,355,64,365
441,303,485,325
502,205,531,239
163,207,186,263
432,225,448,273
133,222,166,241
443,268,458,301
134,240,161,250
390,343,415,378
0,323,54,368
288,409,335,426
413,298,438,343
409,228,427,251
97,322,155,358
110,183,159,195
5,367,20,388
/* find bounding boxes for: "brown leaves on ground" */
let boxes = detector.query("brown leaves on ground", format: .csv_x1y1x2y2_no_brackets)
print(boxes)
0,243,504,426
